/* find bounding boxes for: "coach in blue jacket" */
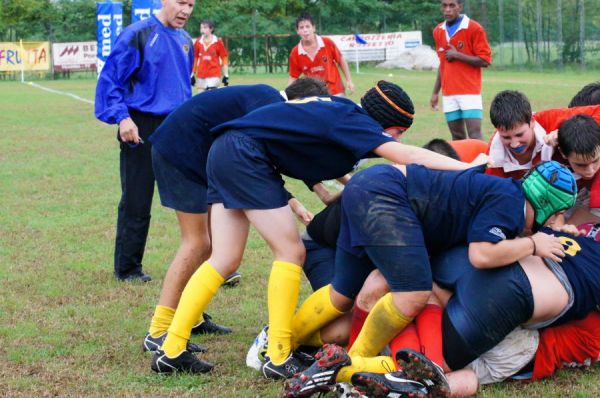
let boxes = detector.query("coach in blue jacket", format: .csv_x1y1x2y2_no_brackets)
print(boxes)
95,0,195,282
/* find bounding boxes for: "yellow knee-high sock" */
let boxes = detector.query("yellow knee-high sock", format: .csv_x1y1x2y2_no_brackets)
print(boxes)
302,330,324,348
148,305,175,337
162,262,224,357
336,355,396,382
292,284,345,350
349,293,412,358
267,260,303,365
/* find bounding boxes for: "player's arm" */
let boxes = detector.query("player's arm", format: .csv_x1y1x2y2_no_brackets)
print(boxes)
219,40,229,86
468,233,565,269
373,141,476,171
94,35,142,143
338,55,354,94
445,44,489,67
430,69,441,111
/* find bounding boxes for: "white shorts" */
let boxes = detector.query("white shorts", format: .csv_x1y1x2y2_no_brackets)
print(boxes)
442,94,483,113
196,77,221,91
466,327,539,385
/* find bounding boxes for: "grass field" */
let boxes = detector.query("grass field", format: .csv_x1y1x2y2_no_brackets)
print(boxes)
1,67,599,397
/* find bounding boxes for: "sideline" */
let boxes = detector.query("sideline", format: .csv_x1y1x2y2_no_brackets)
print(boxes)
22,81,94,105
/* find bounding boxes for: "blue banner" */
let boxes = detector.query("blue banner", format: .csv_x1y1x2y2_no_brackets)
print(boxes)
131,0,162,23
96,2,123,76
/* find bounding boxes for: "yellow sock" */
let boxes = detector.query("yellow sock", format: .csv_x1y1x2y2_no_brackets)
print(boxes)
267,260,302,365
336,355,396,382
162,262,224,357
148,305,175,337
292,284,345,350
349,293,412,358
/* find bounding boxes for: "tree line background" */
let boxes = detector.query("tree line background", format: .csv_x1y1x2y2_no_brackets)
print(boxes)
1,0,598,69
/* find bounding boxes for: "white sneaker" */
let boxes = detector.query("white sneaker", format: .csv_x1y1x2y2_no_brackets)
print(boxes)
246,325,269,371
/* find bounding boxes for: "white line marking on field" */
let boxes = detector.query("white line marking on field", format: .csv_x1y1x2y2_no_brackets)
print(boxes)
23,81,94,105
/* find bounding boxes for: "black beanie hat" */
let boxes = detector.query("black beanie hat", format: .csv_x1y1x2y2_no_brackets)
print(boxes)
360,80,414,129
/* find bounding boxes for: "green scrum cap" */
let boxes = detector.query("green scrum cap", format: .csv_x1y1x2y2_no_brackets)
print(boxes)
522,160,578,226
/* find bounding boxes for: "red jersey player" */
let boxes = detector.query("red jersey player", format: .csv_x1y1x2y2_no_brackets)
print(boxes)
193,20,228,92
288,13,354,97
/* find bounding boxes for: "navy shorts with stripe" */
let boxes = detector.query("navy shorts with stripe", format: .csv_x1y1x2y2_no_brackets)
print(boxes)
207,130,288,209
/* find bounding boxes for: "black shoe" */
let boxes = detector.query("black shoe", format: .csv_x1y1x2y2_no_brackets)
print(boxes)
223,272,241,287
151,349,214,374
351,371,428,398
395,349,450,398
191,313,232,335
262,353,308,380
118,271,152,283
294,345,319,366
142,333,207,354
284,344,351,396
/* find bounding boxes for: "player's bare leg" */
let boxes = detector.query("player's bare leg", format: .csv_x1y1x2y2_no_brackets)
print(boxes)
447,119,467,140
465,118,483,140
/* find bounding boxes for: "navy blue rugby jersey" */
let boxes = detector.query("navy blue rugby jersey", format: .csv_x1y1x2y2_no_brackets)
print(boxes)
406,164,526,254
543,227,600,324
149,85,283,184
210,96,394,182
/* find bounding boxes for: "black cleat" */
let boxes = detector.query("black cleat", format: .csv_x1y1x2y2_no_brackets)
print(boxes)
191,313,232,335
395,349,450,398
118,271,152,283
262,353,308,380
223,272,241,287
142,333,207,353
151,349,214,374
284,344,351,397
351,371,428,398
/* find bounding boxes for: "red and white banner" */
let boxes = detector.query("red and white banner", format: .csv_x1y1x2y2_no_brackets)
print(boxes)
52,42,97,71
328,31,422,62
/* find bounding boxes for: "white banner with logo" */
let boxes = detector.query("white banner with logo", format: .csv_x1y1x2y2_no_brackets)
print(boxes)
52,42,97,71
328,31,422,62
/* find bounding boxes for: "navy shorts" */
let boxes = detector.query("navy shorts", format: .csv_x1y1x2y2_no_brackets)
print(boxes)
302,239,336,291
152,147,208,213
433,247,534,370
334,165,431,297
332,245,432,299
206,131,288,209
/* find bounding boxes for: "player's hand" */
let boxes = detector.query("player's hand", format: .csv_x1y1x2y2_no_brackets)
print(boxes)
544,130,558,147
119,118,140,144
346,80,355,95
445,44,459,61
552,223,586,236
222,76,229,86
430,93,439,111
469,153,490,167
288,197,314,225
191,74,196,86
531,232,565,262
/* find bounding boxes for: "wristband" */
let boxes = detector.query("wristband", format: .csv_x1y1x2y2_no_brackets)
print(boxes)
527,236,537,256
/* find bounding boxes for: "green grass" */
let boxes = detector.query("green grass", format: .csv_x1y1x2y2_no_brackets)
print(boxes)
1,67,599,397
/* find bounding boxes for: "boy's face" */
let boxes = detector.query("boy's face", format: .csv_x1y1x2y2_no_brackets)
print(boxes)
497,122,535,156
201,23,213,36
564,150,600,180
441,0,463,22
384,127,407,141
296,20,316,40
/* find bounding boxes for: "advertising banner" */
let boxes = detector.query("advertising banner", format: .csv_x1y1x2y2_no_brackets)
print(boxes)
328,31,423,62
131,0,161,23
0,41,50,72
53,42,97,71
96,1,123,75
